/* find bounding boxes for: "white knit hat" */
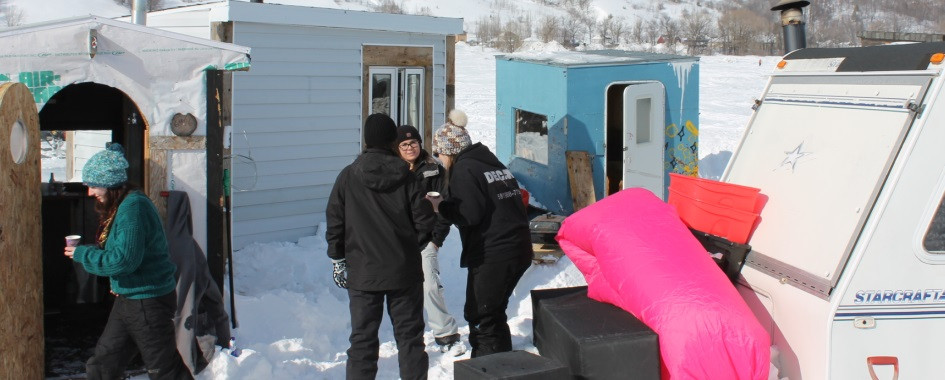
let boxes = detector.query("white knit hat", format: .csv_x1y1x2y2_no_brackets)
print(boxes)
448,109,468,127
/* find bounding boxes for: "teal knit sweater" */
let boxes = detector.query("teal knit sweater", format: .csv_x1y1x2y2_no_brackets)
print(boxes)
75,191,177,299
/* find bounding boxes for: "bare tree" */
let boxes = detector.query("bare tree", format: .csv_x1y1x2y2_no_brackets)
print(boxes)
681,9,712,55
374,0,405,14
3,4,24,27
658,15,680,49
598,16,626,47
475,15,502,48
536,15,560,43
717,8,765,55
496,19,526,52
629,19,645,44
559,15,584,48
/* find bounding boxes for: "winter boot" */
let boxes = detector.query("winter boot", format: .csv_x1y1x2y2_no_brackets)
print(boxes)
435,333,467,357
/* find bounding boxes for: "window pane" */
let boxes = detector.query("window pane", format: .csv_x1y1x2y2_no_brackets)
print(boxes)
514,109,548,165
924,192,945,253
405,73,421,129
371,74,392,116
41,130,110,183
636,98,651,143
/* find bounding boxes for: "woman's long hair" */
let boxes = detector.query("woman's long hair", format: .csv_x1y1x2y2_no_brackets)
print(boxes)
94,183,139,247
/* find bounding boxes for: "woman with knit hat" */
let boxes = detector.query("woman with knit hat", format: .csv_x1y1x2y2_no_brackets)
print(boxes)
425,111,533,358
394,124,466,357
64,143,191,379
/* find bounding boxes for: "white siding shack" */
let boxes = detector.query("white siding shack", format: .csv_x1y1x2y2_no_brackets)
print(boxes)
143,1,463,248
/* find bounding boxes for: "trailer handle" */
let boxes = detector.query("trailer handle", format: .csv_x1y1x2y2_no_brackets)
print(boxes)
867,356,898,380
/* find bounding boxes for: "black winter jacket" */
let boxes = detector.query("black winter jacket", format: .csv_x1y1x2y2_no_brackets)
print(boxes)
411,150,451,248
325,148,427,291
439,143,533,267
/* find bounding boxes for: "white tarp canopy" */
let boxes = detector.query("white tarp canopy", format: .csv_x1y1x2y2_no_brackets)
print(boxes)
0,15,250,136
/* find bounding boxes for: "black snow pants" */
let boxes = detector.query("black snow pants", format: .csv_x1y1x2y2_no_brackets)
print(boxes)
346,283,428,380
86,291,192,380
464,257,531,358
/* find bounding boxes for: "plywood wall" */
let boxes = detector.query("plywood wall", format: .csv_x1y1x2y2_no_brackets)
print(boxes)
0,82,44,378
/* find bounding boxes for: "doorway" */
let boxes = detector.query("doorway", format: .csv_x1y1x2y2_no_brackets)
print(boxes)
604,81,666,198
38,82,147,377
362,45,433,150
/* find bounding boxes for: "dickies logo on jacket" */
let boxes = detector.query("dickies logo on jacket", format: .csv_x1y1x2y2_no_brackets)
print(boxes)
483,169,515,184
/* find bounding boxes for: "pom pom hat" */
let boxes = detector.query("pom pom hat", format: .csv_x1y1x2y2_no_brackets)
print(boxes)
433,123,472,156
448,109,468,127
82,143,129,188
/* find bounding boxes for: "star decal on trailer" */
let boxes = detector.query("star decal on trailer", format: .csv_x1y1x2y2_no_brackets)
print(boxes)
778,142,811,172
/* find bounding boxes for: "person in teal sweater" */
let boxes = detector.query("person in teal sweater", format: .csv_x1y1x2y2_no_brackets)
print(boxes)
64,143,191,380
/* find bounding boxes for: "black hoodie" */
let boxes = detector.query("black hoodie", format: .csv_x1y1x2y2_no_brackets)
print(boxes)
325,148,427,291
439,143,533,267
411,149,451,248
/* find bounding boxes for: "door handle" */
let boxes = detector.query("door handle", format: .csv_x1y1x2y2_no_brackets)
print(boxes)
867,356,898,380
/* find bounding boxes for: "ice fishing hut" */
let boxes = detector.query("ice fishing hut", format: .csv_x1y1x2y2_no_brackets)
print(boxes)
0,15,250,377
495,50,699,214
138,1,464,248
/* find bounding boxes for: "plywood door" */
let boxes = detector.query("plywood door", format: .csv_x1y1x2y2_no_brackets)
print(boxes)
0,82,44,378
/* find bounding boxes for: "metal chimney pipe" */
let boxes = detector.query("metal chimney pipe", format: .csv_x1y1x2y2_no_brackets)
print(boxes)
132,0,147,25
771,0,810,54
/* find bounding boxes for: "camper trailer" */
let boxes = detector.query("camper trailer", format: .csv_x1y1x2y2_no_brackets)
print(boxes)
726,42,945,378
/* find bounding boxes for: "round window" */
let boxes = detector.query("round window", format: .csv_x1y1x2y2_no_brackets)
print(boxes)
10,119,27,164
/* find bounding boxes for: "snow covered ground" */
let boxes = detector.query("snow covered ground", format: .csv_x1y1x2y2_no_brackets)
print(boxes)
169,43,779,379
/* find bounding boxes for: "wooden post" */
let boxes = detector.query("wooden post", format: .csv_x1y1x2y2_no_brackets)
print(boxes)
566,150,596,212
446,35,456,114
206,70,228,292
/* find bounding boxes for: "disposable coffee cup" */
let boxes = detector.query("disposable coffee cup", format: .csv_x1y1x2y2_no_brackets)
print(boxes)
426,191,441,199
65,235,82,247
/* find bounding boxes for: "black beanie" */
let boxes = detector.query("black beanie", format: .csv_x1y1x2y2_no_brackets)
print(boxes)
363,113,397,148
396,125,421,145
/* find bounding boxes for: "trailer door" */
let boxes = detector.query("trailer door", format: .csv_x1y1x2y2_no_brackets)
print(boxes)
725,74,932,296
623,82,666,199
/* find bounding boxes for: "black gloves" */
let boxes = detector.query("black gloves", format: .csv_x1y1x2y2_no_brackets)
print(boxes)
332,259,348,289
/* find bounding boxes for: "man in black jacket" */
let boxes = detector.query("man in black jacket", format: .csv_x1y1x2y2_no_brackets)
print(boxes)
394,125,466,356
325,114,429,380
426,114,533,358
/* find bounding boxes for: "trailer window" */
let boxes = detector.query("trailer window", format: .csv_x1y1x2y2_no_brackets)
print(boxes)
923,193,945,253
514,108,548,165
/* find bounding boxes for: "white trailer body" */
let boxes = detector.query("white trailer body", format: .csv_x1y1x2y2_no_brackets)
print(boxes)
724,42,945,379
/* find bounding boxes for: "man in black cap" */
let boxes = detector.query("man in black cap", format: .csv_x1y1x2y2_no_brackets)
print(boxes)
326,113,430,379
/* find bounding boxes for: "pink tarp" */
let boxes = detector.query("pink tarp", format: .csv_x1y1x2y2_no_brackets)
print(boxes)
556,188,769,380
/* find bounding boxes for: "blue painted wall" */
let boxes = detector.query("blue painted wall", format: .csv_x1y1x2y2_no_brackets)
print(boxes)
496,55,700,215
496,59,570,213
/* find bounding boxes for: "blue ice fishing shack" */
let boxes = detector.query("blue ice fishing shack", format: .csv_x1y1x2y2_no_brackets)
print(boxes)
495,50,699,215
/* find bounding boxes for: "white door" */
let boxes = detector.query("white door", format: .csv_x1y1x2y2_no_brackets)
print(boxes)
623,82,665,198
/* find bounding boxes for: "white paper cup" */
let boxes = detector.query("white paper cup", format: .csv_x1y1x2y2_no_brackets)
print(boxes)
65,235,82,247
426,191,441,198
